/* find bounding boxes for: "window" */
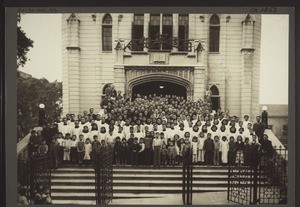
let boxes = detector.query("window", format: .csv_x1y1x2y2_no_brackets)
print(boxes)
210,85,219,96
132,14,144,51
149,14,160,49
162,14,173,50
102,14,112,51
178,14,189,51
209,14,220,52
283,125,288,136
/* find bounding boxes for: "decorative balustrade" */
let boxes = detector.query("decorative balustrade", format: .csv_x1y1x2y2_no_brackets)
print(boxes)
124,36,192,52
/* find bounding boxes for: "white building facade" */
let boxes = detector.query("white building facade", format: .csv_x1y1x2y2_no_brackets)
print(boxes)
62,13,261,119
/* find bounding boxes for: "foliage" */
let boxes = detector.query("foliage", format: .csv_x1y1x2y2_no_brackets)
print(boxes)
17,14,34,68
17,73,62,138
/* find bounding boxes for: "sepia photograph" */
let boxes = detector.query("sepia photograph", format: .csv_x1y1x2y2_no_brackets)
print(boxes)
15,10,290,205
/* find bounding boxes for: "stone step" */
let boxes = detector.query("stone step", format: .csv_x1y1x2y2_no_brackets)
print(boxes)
51,186,227,199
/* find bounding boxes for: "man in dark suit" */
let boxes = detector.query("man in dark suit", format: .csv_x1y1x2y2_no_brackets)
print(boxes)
253,116,265,144
203,133,215,165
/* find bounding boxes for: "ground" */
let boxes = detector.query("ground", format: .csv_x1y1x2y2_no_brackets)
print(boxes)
111,192,237,205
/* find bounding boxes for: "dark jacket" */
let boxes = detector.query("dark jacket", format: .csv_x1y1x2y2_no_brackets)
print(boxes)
203,138,215,151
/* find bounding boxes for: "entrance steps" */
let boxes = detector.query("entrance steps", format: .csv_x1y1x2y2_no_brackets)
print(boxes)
50,165,255,204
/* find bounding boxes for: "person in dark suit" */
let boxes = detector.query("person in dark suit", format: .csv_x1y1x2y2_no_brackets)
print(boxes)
203,133,215,165
253,116,265,143
261,134,273,157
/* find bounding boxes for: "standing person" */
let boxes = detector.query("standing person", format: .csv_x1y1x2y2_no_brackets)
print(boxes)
161,144,168,166
77,135,85,165
243,137,251,166
138,138,145,166
191,136,198,164
120,138,128,165
213,136,221,165
220,136,229,165
235,135,245,164
70,135,78,165
63,133,72,164
56,133,64,165
131,138,141,167
29,130,40,156
177,138,185,165
228,136,236,165
37,140,48,156
152,132,162,167
93,136,102,165
253,116,265,143
144,131,153,166
197,132,206,165
98,126,107,143
83,138,92,166
49,138,59,169
260,134,274,168
72,121,81,141
82,126,91,142
203,133,214,165
114,137,122,165
167,141,176,167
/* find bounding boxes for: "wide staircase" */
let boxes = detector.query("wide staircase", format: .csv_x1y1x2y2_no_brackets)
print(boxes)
51,165,229,205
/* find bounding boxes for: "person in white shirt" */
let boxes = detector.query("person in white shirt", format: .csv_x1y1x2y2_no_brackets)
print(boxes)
61,118,72,137
134,125,144,142
115,126,125,140
72,120,82,141
123,120,131,138
98,117,109,133
90,124,99,139
98,126,107,142
191,136,199,163
242,115,252,129
81,126,91,142
220,136,229,165
156,118,163,132
197,132,206,164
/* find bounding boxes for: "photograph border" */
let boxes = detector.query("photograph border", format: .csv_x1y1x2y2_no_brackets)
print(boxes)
5,6,296,207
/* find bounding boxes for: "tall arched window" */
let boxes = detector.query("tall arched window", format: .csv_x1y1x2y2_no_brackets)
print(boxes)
209,14,220,52
102,14,112,51
210,85,219,95
210,85,220,111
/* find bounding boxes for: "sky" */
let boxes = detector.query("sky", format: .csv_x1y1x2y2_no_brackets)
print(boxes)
18,14,289,105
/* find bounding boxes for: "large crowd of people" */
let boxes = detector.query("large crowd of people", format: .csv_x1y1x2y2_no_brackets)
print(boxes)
28,84,274,169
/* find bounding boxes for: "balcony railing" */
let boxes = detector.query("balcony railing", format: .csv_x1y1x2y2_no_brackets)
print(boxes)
124,36,192,52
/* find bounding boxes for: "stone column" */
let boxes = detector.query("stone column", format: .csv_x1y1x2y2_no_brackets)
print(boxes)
143,13,150,52
172,14,178,52
240,14,255,118
193,65,206,101
65,14,80,115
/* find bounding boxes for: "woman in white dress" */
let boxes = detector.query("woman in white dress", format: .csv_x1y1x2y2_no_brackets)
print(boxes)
220,136,229,165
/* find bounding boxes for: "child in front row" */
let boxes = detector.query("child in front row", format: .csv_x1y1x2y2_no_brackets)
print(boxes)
120,138,128,165
77,135,85,165
84,138,92,166
167,141,176,167
191,136,198,164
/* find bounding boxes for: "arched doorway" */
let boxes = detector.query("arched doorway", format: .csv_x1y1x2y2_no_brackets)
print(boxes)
210,85,220,111
127,73,193,100
132,81,187,100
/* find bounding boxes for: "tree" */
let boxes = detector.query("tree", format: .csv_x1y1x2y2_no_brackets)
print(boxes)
17,14,34,68
17,73,62,139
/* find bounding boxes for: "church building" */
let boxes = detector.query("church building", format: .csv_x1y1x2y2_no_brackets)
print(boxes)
61,13,261,119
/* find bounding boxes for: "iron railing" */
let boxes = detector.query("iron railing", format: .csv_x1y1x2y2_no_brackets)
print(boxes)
227,146,288,205
95,146,114,205
182,148,193,205
124,37,192,52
